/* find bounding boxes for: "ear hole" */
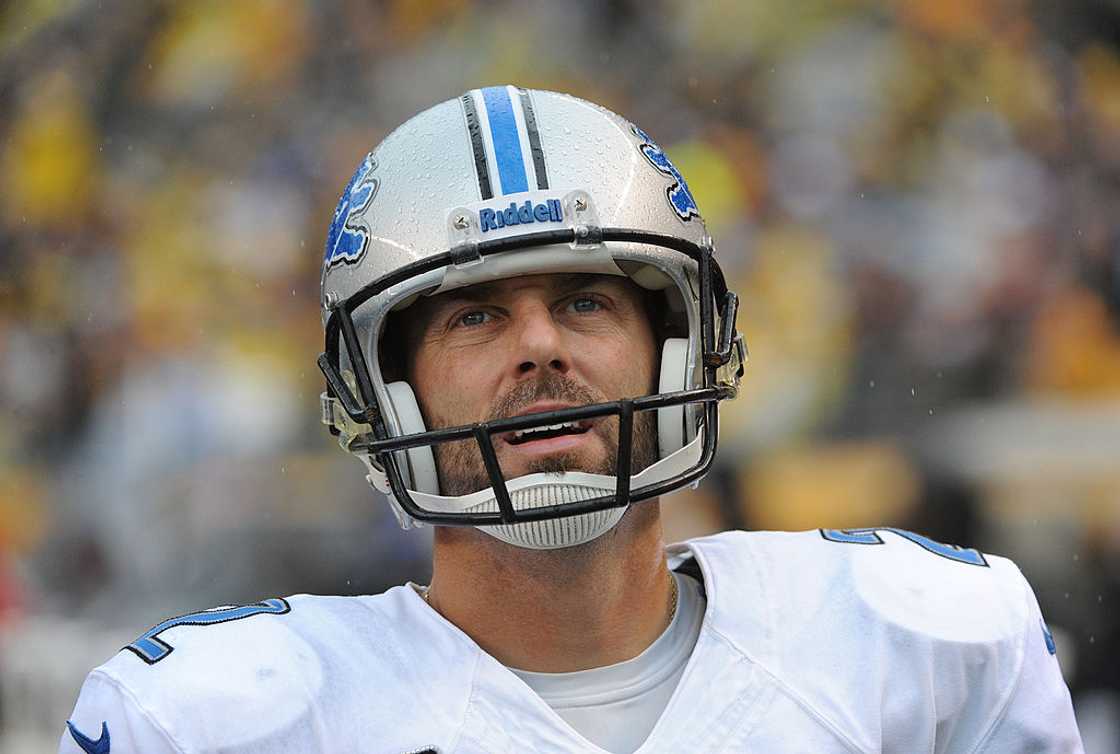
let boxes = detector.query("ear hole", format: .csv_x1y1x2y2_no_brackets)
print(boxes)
385,382,440,494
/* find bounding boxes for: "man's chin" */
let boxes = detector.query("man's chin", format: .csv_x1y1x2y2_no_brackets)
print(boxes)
503,448,613,479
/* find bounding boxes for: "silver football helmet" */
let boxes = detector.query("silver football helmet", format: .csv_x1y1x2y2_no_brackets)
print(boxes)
319,86,745,549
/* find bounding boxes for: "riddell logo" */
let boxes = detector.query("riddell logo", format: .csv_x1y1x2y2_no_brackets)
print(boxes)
479,199,563,233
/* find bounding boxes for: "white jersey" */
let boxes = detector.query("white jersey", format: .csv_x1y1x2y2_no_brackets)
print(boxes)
61,529,1083,753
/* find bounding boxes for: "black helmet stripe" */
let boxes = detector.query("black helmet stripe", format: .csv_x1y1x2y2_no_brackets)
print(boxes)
517,87,549,190
460,92,494,200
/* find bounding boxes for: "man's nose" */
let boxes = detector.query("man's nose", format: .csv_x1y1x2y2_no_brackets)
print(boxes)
513,302,570,376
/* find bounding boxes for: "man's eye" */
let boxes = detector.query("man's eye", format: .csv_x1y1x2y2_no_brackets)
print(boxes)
457,310,491,327
569,296,602,313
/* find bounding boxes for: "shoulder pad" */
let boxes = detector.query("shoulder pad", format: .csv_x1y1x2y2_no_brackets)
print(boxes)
88,589,477,751
817,527,1026,643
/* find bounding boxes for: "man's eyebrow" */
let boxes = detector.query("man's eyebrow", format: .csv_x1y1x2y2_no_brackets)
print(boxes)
440,282,499,303
554,273,606,295
413,284,496,333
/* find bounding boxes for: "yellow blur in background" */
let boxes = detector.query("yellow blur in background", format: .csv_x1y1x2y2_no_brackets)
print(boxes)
1,0,1119,750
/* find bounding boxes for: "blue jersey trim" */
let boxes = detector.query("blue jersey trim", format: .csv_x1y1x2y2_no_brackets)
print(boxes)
1041,618,1057,655
481,86,529,195
67,721,110,754
820,527,989,567
125,598,291,664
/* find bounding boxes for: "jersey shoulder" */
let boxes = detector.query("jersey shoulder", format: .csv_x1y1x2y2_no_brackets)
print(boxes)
76,587,476,752
679,529,1046,752
685,527,1032,644
100,593,370,688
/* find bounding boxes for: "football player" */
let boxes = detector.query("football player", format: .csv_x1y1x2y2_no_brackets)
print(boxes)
62,87,1084,753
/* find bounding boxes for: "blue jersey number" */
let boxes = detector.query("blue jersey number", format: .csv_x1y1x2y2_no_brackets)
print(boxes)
125,598,291,664
820,528,988,567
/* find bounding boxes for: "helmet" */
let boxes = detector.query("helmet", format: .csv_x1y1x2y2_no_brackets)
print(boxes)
319,86,745,548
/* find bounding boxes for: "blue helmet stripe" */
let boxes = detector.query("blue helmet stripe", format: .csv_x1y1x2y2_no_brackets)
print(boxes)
481,86,529,195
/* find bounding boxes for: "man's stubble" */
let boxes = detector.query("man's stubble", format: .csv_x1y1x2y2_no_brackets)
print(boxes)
428,371,660,497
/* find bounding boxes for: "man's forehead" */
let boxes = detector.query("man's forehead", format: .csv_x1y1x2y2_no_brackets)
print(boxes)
436,273,633,302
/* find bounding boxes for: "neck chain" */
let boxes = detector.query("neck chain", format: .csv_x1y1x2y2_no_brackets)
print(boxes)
668,569,679,624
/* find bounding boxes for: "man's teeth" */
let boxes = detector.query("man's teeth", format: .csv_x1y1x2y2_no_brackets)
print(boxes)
512,421,581,441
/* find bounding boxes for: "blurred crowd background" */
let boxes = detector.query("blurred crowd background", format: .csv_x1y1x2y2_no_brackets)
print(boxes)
2,0,1120,750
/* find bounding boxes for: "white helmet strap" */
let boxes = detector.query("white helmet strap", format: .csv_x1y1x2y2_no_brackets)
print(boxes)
384,381,439,494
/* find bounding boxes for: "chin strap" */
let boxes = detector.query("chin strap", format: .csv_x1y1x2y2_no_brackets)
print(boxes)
359,452,423,530
320,391,372,452
320,391,424,530
717,333,747,392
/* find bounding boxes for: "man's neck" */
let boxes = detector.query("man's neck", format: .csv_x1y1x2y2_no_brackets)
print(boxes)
425,503,673,673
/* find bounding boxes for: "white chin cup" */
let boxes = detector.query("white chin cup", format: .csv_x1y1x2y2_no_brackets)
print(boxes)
408,435,703,549
465,478,627,550
377,336,697,548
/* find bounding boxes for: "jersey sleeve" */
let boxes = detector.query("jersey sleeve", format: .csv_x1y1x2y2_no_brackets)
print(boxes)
60,670,185,754
977,577,1084,753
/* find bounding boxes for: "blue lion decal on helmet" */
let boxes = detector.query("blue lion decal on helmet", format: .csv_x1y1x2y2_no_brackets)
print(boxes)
325,152,379,268
633,126,700,222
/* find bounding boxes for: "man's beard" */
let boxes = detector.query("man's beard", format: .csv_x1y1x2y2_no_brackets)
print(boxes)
429,373,659,497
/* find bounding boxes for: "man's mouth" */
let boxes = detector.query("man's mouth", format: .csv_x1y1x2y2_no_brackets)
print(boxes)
504,420,593,446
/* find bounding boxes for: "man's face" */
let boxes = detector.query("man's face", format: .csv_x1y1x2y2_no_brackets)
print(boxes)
406,273,659,495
